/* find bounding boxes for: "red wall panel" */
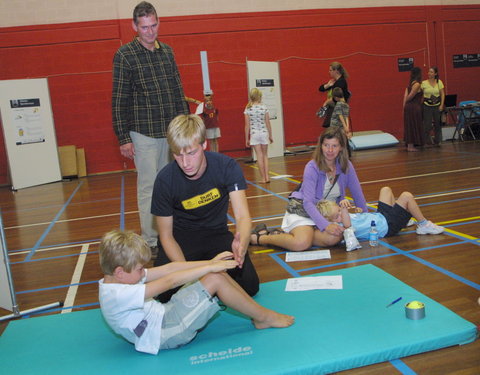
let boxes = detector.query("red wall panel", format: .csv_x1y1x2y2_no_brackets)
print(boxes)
0,5,479,186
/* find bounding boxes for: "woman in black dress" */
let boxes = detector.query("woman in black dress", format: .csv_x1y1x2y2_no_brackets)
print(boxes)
403,67,424,152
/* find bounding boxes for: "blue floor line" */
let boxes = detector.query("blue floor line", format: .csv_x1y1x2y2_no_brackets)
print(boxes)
269,229,478,288
413,186,480,198
381,241,480,290
24,181,84,262
355,153,478,172
8,238,101,255
11,250,99,265
419,195,480,207
247,180,290,201
390,359,417,374
366,195,480,208
16,280,98,295
1,197,120,215
294,239,469,274
270,252,301,278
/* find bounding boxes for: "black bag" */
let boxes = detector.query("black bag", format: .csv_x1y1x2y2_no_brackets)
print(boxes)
286,198,309,217
285,174,338,217
316,106,328,118
425,95,441,106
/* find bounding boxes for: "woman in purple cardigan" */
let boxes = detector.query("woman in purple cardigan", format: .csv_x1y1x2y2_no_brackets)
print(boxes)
250,127,367,251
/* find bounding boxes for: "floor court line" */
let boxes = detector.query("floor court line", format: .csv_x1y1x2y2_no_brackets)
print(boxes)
390,359,417,375
248,165,301,184
4,211,138,230
361,166,480,185
8,239,100,256
4,184,477,232
247,180,289,200
252,164,480,187
381,241,480,290
62,244,90,314
15,191,473,234
11,249,98,265
268,227,479,289
24,181,84,262
17,280,98,295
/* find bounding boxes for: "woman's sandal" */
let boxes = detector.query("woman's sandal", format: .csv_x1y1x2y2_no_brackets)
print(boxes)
268,228,284,235
251,223,269,245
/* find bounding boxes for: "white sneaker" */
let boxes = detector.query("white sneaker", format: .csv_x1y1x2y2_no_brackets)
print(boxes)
416,221,444,235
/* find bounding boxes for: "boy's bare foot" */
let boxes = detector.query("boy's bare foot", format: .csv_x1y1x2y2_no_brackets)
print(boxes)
253,310,294,329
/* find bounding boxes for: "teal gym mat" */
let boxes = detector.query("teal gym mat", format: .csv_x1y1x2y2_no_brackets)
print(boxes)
0,265,476,374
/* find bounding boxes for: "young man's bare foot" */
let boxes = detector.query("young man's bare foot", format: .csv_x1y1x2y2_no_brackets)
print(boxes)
252,310,294,329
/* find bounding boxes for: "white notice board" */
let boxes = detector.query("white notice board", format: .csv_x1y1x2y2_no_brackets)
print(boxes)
246,60,285,158
0,78,62,189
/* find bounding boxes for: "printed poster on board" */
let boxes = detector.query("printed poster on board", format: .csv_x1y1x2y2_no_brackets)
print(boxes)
255,79,278,120
10,98,46,145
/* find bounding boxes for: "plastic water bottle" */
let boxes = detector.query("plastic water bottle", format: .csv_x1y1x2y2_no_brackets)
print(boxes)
369,220,378,247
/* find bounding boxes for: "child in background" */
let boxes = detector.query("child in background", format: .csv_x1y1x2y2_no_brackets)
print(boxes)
330,87,352,157
244,88,273,183
196,91,221,152
317,186,444,242
330,87,351,138
98,230,294,355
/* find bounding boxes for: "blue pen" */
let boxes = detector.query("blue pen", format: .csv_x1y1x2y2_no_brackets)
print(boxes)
386,297,402,308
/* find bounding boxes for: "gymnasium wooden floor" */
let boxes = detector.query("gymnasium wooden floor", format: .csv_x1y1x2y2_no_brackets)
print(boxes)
1,140,479,374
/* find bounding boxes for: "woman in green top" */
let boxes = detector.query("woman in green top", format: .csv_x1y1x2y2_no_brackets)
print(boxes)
421,66,445,146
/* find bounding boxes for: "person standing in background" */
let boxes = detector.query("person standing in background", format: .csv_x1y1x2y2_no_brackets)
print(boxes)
112,1,189,257
196,91,221,152
244,88,273,184
421,66,445,147
403,67,424,152
319,62,351,128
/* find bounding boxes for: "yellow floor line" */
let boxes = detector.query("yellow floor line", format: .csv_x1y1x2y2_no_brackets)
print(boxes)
248,165,301,184
443,228,478,240
253,249,275,254
437,216,480,225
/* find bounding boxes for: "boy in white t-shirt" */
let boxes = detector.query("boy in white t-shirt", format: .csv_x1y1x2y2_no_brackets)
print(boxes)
317,186,444,242
98,230,294,355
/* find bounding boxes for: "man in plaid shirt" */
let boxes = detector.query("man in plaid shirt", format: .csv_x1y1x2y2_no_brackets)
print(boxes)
112,1,189,256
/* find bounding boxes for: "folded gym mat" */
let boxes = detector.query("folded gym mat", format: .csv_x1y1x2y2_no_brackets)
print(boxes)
0,265,476,374
349,132,399,150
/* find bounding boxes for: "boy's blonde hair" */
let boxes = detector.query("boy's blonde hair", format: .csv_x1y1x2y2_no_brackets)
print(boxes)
99,230,151,275
316,200,339,221
246,87,262,109
167,114,206,154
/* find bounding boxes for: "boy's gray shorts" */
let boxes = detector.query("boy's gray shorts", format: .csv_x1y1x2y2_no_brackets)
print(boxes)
160,280,220,349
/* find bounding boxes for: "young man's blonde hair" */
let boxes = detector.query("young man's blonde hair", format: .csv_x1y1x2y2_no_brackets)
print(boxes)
316,200,339,221
167,114,206,154
99,230,151,275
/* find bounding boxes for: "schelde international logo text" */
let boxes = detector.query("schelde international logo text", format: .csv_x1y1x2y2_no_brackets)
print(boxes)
190,346,253,365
